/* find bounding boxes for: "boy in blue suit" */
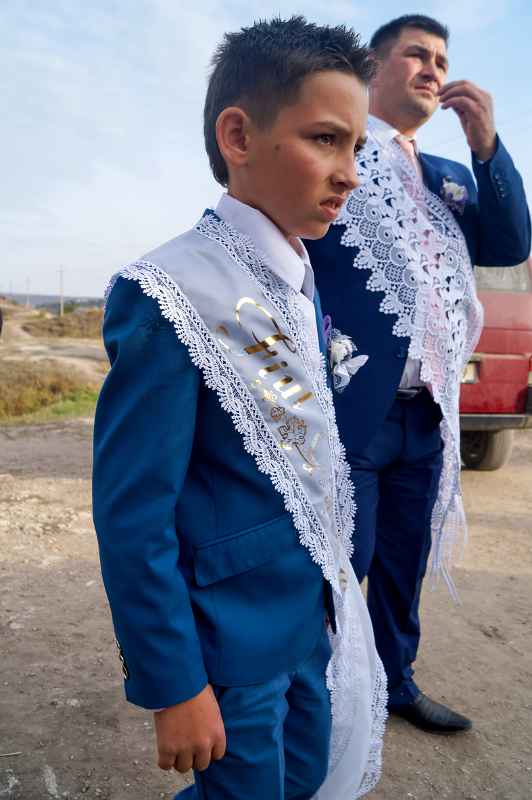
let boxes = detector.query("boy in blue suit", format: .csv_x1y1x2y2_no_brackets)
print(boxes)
93,17,387,800
306,14,530,735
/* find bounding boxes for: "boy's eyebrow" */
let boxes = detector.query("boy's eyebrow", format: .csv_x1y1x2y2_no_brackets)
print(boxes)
310,120,350,134
311,120,365,138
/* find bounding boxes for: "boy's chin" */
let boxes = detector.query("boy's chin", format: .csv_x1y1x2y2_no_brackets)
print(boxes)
299,220,332,241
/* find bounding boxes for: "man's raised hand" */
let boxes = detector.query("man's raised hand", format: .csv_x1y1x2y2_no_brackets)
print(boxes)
154,684,226,773
439,80,496,161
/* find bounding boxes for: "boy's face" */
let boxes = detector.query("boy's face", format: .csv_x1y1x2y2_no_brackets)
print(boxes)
237,70,368,240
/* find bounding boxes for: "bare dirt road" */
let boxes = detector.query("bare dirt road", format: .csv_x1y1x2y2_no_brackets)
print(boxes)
0,305,107,386
1,420,531,800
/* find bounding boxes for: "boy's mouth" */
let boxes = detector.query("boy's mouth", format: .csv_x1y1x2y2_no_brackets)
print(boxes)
319,196,345,221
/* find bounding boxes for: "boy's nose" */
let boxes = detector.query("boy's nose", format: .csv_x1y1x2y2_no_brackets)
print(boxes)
333,154,359,192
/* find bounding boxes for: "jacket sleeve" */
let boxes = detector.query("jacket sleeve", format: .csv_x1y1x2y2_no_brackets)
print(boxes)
92,276,208,709
472,136,531,266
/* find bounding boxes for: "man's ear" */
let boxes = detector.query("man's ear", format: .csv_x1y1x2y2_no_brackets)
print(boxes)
216,107,253,171
368,53,382,87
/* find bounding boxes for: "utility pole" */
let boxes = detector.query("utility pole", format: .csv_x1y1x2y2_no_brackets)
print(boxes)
59,266,64,317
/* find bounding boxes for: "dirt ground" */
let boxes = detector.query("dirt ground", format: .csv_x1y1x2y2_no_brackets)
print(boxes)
0,304,107,387
1,417,531,800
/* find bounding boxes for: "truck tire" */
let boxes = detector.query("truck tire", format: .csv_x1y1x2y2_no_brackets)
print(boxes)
461,430,514,471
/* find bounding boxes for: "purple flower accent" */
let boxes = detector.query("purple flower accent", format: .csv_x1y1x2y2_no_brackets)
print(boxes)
322,314,332,347
440,177,468,216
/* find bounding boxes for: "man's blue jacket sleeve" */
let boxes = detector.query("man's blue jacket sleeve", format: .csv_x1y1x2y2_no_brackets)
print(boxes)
473,136,531,266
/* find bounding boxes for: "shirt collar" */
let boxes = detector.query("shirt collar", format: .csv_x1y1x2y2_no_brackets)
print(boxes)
368,114,418,150
215,194,314,299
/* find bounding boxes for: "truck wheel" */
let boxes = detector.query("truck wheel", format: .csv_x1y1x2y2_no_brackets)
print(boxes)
461,430,514,471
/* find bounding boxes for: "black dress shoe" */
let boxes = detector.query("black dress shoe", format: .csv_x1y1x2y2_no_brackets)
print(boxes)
390,692,472,733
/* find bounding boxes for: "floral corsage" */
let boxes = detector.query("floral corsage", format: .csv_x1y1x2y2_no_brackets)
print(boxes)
325,320,369,393
440,177,468,215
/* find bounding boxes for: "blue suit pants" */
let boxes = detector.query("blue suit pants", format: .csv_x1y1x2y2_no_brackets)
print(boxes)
350,390,444,707
176,626,332,800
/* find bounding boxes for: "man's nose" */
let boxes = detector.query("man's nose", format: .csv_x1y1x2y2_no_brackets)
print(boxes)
421,59,439,84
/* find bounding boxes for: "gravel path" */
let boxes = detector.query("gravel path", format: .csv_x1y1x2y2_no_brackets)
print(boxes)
1,421,531,799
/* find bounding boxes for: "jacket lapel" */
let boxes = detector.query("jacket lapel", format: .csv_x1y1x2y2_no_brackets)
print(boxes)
418,152,442,195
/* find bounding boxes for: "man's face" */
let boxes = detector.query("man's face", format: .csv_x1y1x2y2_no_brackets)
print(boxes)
372,27,449,124
242,70,368,240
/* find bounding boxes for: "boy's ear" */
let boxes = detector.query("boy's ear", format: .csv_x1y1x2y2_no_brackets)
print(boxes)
215,106,253,171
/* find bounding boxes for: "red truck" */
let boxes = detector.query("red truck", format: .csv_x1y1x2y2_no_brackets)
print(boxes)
460,258,532,470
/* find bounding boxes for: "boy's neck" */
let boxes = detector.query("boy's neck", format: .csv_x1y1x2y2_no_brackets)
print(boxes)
226,188,291,243
220,192,305,258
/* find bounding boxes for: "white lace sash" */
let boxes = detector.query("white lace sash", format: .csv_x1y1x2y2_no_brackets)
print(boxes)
106,212,387,798
335,125,484,590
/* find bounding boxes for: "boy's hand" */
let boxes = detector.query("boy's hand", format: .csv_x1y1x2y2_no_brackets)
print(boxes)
154,685,226,773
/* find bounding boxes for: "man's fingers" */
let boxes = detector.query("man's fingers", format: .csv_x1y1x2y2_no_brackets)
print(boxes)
441,97,479,115
440,87,486,106
439,79,481,95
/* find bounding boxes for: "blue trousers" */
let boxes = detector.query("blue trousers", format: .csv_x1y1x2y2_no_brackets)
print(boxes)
176,626,332,800
350,390,443,708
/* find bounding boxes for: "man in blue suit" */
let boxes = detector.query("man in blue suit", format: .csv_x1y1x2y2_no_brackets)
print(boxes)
306,14,530,734
92,17,387,800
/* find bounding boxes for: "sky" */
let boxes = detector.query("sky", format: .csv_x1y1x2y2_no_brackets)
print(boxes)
2,0,531,298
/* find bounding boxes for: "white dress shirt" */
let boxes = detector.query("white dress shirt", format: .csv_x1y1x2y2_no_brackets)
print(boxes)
215,194,321,363
368,115,425,390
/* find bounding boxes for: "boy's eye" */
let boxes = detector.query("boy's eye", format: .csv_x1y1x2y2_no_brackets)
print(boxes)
315,133,335,146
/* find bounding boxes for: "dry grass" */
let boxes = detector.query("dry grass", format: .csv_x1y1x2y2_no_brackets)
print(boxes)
0,359,98,420
0,303,19,320
22,308,103,339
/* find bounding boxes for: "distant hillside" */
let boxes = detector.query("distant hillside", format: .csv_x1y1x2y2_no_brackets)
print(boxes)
5,293,104,311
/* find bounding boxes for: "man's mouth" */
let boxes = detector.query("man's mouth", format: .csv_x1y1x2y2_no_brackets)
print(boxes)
414,85,437,97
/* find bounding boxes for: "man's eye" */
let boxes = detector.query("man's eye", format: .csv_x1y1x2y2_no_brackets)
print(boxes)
316,134,335,146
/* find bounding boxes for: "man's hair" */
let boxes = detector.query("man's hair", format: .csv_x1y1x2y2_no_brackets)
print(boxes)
370,14,449,57
204,15,375,186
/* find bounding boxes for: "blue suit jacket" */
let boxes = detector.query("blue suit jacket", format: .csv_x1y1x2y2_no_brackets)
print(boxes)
92,276,332,709
305,137,531,458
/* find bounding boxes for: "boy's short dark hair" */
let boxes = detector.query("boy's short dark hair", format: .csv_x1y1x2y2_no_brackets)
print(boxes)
370,14,449,57
204,15,374,187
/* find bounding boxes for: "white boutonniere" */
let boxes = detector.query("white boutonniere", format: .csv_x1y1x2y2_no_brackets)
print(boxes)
329,329,369,393
440,177,468,215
